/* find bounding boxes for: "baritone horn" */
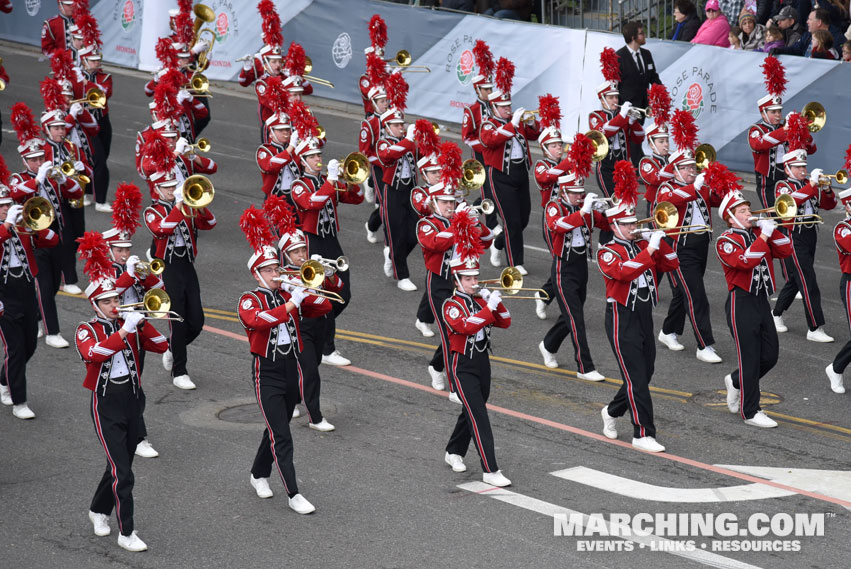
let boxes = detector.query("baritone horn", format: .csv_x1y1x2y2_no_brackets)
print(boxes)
477,267,550,300
459,159,486,193
118,289,184,321
327,152,369,185
68,87,106,109
18,197,55,232
802,102,825,133
694,143,716,171
386,49,431,72
302,56,335,88
181,175,214,216
585,130,610,162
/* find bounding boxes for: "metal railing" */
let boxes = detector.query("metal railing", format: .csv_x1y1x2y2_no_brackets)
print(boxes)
539,0,674,38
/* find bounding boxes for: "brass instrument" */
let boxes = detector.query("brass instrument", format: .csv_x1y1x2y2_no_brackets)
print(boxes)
316,125,326,140
17,197,55,232
275,260,345,303
118,289,184,321
521,109,539,123
819,169,848,186
185,73,212,97
313,255,349,272
180,175,214,217
585,130,610,162
694,143,716,172
135,258,165,278
477,267,550,300
189,4,216,72
468,199,494,215
0,78,5,91
386,49,431,72
459,159,486,193
234,54,255,62
802,101,825,133
302,56,336,88
324,152,369,186
68,87,106,109
432,122,440,136
634,201,710,235
189,138,211,153
750,193,823,225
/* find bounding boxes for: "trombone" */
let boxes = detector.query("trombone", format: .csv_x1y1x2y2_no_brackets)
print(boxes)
750,193,823,225
185,73,212,97
694,143,716,172
323,152,369,186
477,267,550,300
385,49,431,72
16,197,55,232
459,159,486,193
585,130,610,162
118,289,184,321
818,169,848,186
633,201,710,236
303,56,336,88
180,175,214,217
68,87,106,109
135,258,165,278
275,260,345,303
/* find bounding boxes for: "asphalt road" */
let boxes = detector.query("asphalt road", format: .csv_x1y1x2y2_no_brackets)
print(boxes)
1,41,849,569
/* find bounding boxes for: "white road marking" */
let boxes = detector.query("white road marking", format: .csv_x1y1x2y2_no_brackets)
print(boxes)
717,465,851,508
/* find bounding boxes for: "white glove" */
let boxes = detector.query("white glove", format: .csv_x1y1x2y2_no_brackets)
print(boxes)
809,168,824,185
592,199,608,212
69,102,83,118
175,137,191,155
639,229,654,241
486,289,502,310
5,204,23,225
191,40,209,55
581,192,597,214
478,287,491,301
173,187,184,204
289,286,308,307
121,311,145,333
693,173,705,190
648,230,665,250
73,160,85,173
326,159,341,182
74,67,85,83
619,101,633,118
455,201,470,214
405,124,416,141
511,107,526,127
36,161,53,184
126,255,140,277
177,89,192,104
757,218,776,237
310,254,323,261
242,54,255,71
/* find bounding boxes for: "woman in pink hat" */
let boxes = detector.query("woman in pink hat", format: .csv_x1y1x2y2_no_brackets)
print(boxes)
692,0,732,47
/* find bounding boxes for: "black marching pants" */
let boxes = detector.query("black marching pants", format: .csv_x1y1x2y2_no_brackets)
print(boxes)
161,256,204,377
773,228,823,331
305,234,351,356
34,241,63,335
595,163,615,244
488,164,530,267
297,316,326,424
62,205,84,285
0,274,39,404
426,273,454,377
661,235,715,349
832,274,851,373
445,350,499,473
382,179,419,280
544,256,595,373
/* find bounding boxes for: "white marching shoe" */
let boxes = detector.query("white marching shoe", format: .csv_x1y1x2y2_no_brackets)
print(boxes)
744,411,778,428
577,370,605,381
415,319,435,337
117,531,147,552
825,363,846,394
724,374,740,414
448,391,461,405
773,315,788,333
657,330,684,351
696,345,722,363
383,246,393,278
45,334,69,348
83,195,93,207
428,366,446,391
60,283,83,295
534,292,548,320
482,470,511,487
489,243,502,267
250,475,274,498
322,350,351,366
538,341,558,369
162,349,173,371
94,202,114,213
807,327,834,343
88,511,111,536
292,406,301,419
444,452,466,473
397,278,417,292
172,374,196,390
632,436,666,453
514,265,528,276
601,405,618,439
364,182,375,203
135,440,159,458
288,493,316,514
364,221,378,244
0,384,11,406
309,419,335,432
12,403,35,420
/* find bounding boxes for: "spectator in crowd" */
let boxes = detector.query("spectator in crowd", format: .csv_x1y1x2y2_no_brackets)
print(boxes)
762,24,788,50
811,28,840,56
755,0,778,25
739,10,768,48
693,0,733,46
719,0,746,22
773,6,806,46
730,25,745,46
842,40,851,59
815,0,850,31
671,0,703,41
484,0,533,20
774,8,845,55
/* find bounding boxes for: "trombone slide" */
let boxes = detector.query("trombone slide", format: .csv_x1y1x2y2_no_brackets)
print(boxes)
119,309,184,322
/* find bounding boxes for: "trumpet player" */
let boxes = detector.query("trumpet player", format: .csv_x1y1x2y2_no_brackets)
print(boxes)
771,150,836,342
78,44,114,164
141,127,217,190
538,175,607,381
41,0,77,57
257,113,299,209
638,122,672,217
411,153,445,339
589,83,644,204
716,191,792,428
359,86,390,245
0,183,59,419
655,149,723,363
144,171,217,390
825,188,851,394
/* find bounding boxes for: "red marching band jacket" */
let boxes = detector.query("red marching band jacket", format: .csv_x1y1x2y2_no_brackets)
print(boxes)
545,201,609,258
479,116,540,173
0,225,58,281
461,100,491,158
833,218,851,274
41,14,73,56
111,262,165,305
64,108,100,164
655,178,723,247
359,114,383,167
358,73,374,116
144,200,216,262
588,109,643,166
238,57,265,87
75,317,169,392
638,154,672,205
533,157,572,207
417,215,494,279
256,141,301,199
597,237,679,307
11,163,83,235
376,135,417,186
45,138,93,182
443,291,511,357
775,178,836,232
410,185,431,218
748,121,817,177
291,173,364,237
80,69,113,118
140,154,217,199
716,227,792,294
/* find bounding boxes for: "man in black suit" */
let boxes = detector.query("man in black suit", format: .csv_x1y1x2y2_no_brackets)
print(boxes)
617,21,662,168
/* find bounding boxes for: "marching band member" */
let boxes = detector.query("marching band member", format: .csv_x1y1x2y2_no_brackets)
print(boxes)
236,207,319,513
257,112,300,207
10,102,82,349
283,42,314,99
41,0,77,57
144,156,216,390
538,173,607,381
638,122,672,218
141,125,218,194
253,0,286,141
144,46,208,145
717,190,792,428
73,0,113,159
75,231,169,551
290,111,363,366
237,0,290,93
0,163,59,419
360,84,390,245
480,57,540,274
826,185,851,394
598,163,679,453
772,145,836,341
358,15,388,116
443,255,512,486
462,40,495,169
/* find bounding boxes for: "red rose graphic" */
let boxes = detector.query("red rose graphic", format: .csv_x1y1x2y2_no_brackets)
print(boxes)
123,0,134,21
686,83,702,111
216,13,228,36
459,50,474,75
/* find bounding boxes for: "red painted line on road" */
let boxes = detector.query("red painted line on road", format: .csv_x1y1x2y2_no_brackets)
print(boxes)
203,324,851,509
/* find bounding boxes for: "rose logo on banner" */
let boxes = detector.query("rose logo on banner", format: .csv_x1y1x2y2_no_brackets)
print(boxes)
120,0,136,31
215,12,228,42
456,49,474,86
332,33,352,69
670,67,717,120
26,0,40,17
683,83,704,118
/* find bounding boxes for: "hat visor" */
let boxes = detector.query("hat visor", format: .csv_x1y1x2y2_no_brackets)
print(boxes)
454,269,480,276
109,240,133,248
270,124,292,130
562,187,585,193
21,150,45,158
91,290,120,301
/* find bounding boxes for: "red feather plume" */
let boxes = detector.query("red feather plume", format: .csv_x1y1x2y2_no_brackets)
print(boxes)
159,68,186,92
785,112,809,152
366,52,389,88
174,11,194,46
258,0,283,47
75,11,102,48
473,40,494,80
264,195,297,237
670,109,698,152
264,76,290,114
50,49,75,83
495,57,514,94
240,206,276,252
449,209,485,261
761,56,787,98
437,141,462,189
177,0,191,12
568,133,595,179
613,160,639,206
73,0,89,12
702,162,742,197
286,42,307,77
11,102,41,146
647,84,671,127
600,47,620,83
153,81,181,124
156,37,178,68
368,14,388,49
0,155,11,187
414,119,440,158
386,71,408,112
40,77,66,112
537,94,561,130
142,130,175,175
289,100,318,139
844,144,851,172
112,183,142,236
77,231,113,283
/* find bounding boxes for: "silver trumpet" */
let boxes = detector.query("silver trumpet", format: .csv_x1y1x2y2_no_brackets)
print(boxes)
313,255,349,272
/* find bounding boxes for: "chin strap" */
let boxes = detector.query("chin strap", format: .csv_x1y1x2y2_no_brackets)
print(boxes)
254,268,274,290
